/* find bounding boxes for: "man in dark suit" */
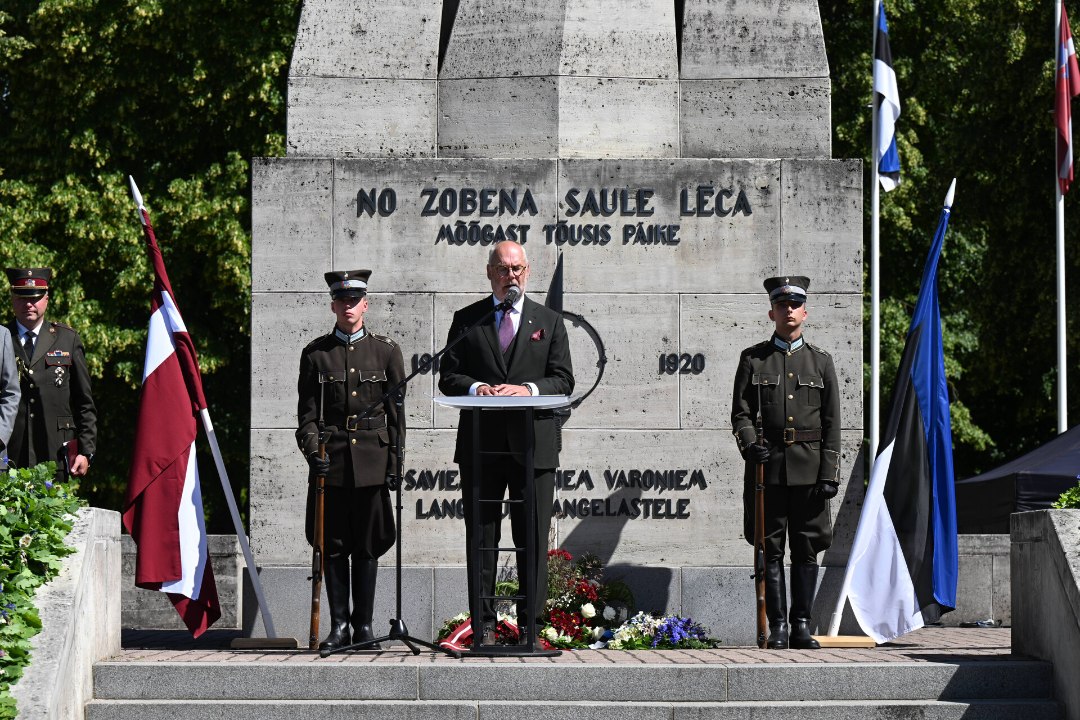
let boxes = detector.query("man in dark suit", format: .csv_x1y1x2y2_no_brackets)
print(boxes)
439,241,574,643
6,267,96,478
297,269,404,652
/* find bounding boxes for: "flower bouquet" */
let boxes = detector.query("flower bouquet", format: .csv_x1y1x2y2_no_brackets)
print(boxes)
605,611,717,649
435,549,719,650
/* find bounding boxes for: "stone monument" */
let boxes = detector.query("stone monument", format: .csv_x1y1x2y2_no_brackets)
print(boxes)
248,0,863,645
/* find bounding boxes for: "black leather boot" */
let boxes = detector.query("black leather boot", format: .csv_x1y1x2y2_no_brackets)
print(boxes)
319,556,351,652
350,558,381,650
765,560,789,649
789,562,821,650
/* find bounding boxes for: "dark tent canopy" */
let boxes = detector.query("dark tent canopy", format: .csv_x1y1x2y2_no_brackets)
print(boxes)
955,424,1080,533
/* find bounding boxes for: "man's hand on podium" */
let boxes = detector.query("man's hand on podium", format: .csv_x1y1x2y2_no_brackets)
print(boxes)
476,383,531,396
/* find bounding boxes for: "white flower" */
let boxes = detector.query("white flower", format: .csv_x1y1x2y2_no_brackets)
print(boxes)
603,606,616,621
618,607,628,621
592,626,606,641
558,634,572,644
542,627,559,642
580,602,596,619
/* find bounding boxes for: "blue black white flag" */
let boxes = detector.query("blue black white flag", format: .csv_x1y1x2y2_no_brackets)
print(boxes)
874,2,901,191
846,180,958,643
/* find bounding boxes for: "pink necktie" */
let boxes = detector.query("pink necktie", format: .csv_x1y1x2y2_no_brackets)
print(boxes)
498,309,515,352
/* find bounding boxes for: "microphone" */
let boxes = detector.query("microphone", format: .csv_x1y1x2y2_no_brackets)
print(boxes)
500,285,521,310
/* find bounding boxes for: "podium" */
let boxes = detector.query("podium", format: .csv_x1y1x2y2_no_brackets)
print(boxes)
435,395,572,656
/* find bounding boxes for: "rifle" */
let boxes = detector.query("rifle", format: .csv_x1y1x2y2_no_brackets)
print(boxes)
308,372,340,651
750,374,773,649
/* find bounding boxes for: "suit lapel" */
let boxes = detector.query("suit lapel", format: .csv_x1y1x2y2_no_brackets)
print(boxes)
32,324,56,366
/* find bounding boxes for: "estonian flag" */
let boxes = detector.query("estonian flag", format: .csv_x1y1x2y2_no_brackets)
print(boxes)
846,180,958,643
874,1,901,191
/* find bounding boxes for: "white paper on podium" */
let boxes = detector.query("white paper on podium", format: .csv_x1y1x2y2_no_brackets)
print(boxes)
433,395,572,410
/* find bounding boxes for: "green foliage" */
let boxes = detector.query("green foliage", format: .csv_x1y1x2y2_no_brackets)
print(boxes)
1052,482,1080,509
0,464,85,719
823,0,1076,476
0,0,301,527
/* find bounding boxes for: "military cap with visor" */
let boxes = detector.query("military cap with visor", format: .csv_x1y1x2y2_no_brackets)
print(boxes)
764,275,810,304
324,269,371,299
6,267,52,298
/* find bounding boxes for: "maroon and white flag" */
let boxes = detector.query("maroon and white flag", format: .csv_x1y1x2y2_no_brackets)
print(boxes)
122,178,220,637
1057,3,1080,193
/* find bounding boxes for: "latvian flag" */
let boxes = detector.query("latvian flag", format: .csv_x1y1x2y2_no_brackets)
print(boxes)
846,181,958,643
1058,2,1080,193
874,0,902,191
122,177,220,637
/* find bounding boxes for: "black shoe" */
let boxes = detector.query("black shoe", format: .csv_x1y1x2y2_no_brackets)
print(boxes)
789,620,821,649
767,621,789,649
318,624,351,653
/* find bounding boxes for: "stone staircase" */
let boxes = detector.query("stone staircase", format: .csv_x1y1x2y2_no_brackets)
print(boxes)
85,655,1060,719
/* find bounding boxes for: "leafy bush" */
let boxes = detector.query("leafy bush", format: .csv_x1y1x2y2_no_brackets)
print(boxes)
1052,482,1080,510
0,464,84,719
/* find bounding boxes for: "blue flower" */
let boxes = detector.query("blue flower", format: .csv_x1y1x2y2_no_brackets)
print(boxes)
45,481,54,490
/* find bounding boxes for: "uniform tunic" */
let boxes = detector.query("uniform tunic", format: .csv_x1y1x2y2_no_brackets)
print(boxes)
7,320,97,471
296,327,404,559
731,335,841,562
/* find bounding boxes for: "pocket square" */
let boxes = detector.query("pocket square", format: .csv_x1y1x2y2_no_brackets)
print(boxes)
530,328,545,342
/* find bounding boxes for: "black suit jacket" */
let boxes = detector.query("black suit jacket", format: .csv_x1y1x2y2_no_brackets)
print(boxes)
439,295,574,468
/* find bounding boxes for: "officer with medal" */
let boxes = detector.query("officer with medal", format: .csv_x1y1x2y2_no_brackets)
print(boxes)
296,269,404,652
731,276,841,650
6,267,97,477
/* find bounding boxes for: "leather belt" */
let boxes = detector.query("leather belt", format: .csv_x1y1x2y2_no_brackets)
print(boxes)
767,427,822,446
345,415,387,432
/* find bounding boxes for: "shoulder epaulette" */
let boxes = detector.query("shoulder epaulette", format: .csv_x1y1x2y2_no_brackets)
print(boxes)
50,321,74,331
806,341,832,356
371,332,396,346
303,334,333,350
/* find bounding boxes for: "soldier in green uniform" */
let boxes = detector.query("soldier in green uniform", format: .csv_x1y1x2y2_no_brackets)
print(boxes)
731,276,841,650
296,269,404,652
6,268,97,479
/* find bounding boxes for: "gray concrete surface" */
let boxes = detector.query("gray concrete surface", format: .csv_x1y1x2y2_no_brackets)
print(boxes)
122,535,242,629
1012,509,1080,720
12,507,121,720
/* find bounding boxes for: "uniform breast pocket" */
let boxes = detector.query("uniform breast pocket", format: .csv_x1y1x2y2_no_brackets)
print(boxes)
319,369,347,400
358,369,387,400
798,375,824,407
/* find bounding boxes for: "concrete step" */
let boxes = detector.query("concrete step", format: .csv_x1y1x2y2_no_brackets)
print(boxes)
84,698,1062,720
91,659,1054,703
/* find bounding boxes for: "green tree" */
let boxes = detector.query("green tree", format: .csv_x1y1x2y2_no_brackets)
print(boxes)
0,0,301,527
821,0,1075,477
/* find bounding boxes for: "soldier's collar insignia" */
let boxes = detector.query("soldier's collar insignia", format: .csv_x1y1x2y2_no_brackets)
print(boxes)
772,335,804,355
334,327,366,344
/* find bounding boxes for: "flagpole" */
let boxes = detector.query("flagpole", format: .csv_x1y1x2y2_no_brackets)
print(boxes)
831,0,883,636
198,409,281,638
1056,0,1070,434
870,0,883,463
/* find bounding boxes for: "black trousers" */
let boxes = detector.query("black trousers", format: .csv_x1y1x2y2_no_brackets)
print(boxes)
460,456,555,627
306,484,395,560
743,483,832,564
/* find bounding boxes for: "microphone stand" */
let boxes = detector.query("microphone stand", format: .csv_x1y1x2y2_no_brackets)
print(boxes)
322,293,517,658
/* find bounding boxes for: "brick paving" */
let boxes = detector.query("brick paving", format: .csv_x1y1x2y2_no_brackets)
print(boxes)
114,626,1017,665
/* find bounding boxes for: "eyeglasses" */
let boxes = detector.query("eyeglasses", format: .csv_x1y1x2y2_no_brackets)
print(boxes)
492,264,528,277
